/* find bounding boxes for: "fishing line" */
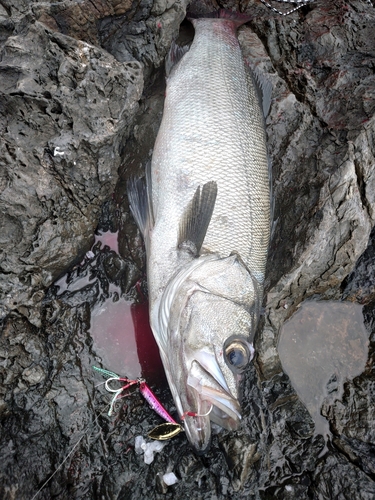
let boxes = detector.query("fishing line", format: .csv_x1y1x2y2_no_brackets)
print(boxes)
32,367,122,498
95,380,108,388
180,404,213,420
30,409,106,500
258,0,315,16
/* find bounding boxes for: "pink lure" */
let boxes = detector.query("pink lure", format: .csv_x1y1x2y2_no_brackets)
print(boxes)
139,381,177,424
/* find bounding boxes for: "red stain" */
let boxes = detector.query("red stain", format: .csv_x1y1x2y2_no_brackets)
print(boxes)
90,298,165,387
132,301,166,386
95,230,119,253
89,230,166,387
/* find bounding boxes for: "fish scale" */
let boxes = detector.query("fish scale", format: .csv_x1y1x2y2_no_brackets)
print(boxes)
129,11,271,453
150,19,270,289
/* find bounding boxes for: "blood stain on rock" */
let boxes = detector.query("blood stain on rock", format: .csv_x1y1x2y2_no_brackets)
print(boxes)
90,298,164,385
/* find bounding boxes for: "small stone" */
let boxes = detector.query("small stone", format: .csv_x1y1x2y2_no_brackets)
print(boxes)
144,449,154,465
149,441,166,453
142,439,167,464
134,435,145,455
22,365,45,385
162,472,178,486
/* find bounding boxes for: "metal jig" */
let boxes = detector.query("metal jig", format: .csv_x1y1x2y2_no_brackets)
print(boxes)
93,366,183,440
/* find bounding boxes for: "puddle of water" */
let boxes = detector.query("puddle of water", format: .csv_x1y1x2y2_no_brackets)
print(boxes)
278,300,369,439
54,231,118,296
90,297,164,385
54,229,165,386
95,230,119,254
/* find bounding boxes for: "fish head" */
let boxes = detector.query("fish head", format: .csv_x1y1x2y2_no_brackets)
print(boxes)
160,253,261,453
182,292,255,438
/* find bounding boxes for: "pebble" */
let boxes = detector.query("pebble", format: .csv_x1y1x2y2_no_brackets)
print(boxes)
162,472,178,486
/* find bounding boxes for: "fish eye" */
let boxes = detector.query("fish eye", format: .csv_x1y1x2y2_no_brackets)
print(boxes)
224,340,251,372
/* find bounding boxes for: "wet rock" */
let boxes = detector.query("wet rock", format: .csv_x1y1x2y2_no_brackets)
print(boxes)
220,435,260,492
333,434,375,477
1,0,375,499
260,475,312,500
0,13,143,325
342,225,375,304
311,452,375,499
21,364,45,385
33,1,121,45
98,0,187,78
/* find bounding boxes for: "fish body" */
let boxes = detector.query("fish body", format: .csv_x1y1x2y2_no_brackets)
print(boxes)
129,11,270,453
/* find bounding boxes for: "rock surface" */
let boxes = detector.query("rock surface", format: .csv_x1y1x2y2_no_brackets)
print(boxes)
1,0,375,499
0,6,143,325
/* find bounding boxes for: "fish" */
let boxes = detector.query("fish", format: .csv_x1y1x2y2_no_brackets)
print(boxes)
128,9,271,453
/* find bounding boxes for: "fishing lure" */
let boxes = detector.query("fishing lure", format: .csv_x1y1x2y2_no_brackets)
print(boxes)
93,366,183,440
93,366,216,440
138,380,178,424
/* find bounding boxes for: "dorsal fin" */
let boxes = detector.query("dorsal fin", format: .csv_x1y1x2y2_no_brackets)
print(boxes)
245,61,272,118
178,181,218,255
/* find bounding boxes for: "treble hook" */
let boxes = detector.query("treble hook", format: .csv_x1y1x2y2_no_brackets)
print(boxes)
104,377,139,416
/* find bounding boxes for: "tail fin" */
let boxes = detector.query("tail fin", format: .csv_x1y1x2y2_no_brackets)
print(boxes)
187,9,252,29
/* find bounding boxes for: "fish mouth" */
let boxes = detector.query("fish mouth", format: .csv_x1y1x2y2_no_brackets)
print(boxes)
181,358,242,453
187,359,242,429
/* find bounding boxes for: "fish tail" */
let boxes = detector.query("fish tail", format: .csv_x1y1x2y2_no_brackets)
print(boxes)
187,9,252,29
166,9,251,76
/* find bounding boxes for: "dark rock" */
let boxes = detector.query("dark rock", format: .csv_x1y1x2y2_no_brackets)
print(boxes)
1,0,375,499
33,1,120,45
342,225,375,304
98,0,186,81
0,13,143,325
333,434,375,478
311,452,375,499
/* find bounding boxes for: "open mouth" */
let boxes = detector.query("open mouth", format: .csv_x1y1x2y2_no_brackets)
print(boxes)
186,359,241,430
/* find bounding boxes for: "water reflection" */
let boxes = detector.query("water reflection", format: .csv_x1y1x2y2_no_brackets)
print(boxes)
95,230,119,254
90,298,164,385
278,301,369,439
54,230,165,385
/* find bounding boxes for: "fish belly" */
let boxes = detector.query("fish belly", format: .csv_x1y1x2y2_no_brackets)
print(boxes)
149,18,270,305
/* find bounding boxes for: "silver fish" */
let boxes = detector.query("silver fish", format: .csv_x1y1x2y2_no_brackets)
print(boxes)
128,10,271,453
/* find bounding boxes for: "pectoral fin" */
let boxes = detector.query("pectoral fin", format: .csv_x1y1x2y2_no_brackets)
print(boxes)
178,181,217,255
253,67,272,118
127,176,152,252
